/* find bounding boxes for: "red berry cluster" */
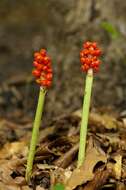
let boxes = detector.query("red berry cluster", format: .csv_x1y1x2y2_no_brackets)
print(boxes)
32,49,53,88
80,41,102,72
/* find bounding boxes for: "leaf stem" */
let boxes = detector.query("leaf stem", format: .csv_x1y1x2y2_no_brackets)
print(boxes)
25,87,46,182
77,69,93,168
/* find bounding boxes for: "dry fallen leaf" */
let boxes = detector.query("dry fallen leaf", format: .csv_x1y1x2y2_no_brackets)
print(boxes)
0,141,27,159
89,112,118,130
0,158,27,190
54,143,79,168
0,159,21,184
111,154,122,180
83,168,111,190
65,137,107,190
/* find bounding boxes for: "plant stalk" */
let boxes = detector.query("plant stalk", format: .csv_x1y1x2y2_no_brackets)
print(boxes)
25,87,46,182
77,69,93,168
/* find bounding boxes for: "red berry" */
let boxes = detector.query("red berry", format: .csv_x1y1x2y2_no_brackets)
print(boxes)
83,41,91,49
80,51,84,57
83,49,89,55
34,52,40,58
94,60,100,66
45,80,51,87
92,42,97,48
94,49,101,56
40,49,46,56
47,68,52,73
46,62,52,68
85,58,91,65
46,73,53,80
94,66,99,72
35,55,42,63
42,66,48,71
32,70,41,77
44,56,51,64
37,64,43,70
33,61,39,67
40,80,47,86
80,57,86,64
81,64,89,72
92,56,97,61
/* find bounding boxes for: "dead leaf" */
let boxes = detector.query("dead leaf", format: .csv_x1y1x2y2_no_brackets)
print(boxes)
0,141,27,159
83,168,111,190
111,154,122,180
65,138,107,190
54,143,79,168
89,112,118,130
0,159,18,184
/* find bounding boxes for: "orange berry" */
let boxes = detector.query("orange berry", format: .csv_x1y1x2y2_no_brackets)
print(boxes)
34,52,40,58
80,51,84,57
92,42,97,48
46,73,53,80
47,68,52,73
94,60,100,66
40,49,46,56
83,49,89,55
32,70,41,77
80,57,86,64
85,58,91,65
42,66,48,71
44,56,51,64
33,61,39,67
94,49,101,56
83,41,91,49
45,80,51,87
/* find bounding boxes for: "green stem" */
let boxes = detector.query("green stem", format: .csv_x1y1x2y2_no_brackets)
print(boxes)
77,69,93,168
25,87,46,182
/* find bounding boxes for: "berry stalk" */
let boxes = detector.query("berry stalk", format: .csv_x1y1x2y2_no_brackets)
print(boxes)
25,87,46,182
77,69,93,167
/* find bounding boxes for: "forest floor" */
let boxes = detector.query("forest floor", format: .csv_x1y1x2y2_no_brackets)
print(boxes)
0,106,126,190
0,1,126,189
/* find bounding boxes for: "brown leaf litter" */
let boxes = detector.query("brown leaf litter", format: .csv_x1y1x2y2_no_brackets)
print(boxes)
0,109,126,189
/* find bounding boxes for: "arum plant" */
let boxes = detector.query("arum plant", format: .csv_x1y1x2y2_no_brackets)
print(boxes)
25,49,53,182
78,41,102,167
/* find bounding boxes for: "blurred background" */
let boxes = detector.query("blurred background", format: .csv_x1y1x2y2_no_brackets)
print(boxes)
0,0,126,123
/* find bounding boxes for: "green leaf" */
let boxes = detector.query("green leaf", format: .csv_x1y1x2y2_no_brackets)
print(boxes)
53,183,65,190
101,21,120,39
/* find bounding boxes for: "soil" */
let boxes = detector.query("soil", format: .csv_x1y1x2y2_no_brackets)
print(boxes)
0,0,126,189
